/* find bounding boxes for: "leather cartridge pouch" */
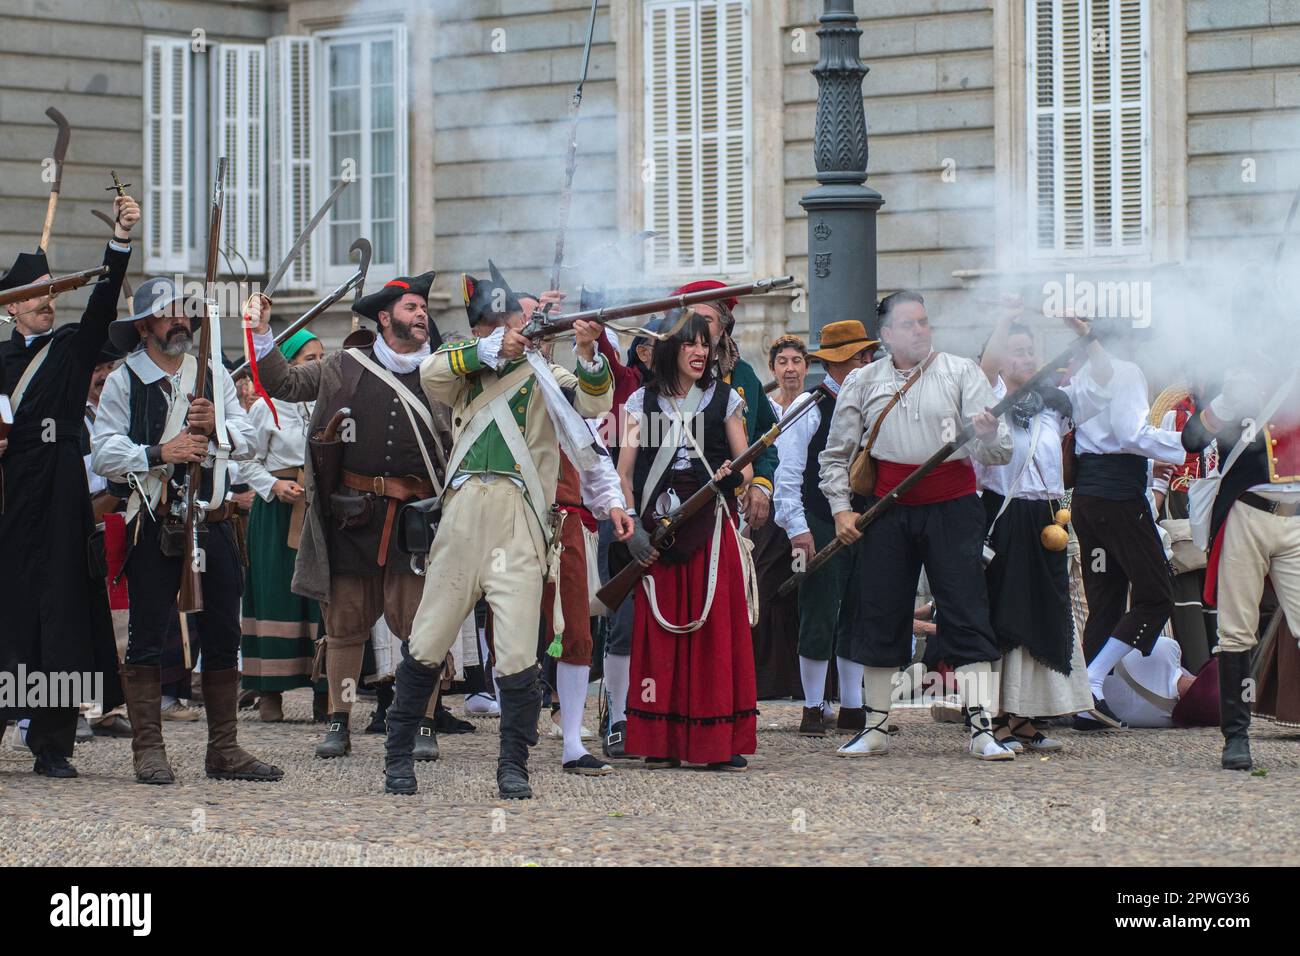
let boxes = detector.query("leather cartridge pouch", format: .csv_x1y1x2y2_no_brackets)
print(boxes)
311,436,345,517
329,492,375,531
158,516,208,559
396,496,443,556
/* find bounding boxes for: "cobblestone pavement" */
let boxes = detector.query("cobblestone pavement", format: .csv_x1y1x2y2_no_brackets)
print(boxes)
2,694,1297,866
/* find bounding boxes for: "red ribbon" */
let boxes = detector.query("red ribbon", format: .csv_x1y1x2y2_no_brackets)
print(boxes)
243,318,280,429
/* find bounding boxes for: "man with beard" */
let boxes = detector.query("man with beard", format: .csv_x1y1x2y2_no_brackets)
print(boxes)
92,276,280,784
0,192,138,778
245,272,453,761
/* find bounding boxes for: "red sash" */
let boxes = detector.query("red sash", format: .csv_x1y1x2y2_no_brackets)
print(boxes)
874,458,976,505
103,512,130,611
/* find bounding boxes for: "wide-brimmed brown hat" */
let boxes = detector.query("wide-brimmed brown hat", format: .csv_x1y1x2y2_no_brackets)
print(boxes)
808,320,878,363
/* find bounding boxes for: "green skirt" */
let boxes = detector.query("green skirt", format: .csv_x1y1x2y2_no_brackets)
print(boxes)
241,494,321,691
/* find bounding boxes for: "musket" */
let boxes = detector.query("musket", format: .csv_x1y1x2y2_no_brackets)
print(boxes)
38,108,71,253
178,158,227,614
522,275,796,342
0,266,108,314
547,0,601,298
777,331,1101,598
230,238,372,382
597,383,833,610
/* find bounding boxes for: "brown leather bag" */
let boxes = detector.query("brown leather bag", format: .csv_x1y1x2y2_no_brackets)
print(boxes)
849,353,935,496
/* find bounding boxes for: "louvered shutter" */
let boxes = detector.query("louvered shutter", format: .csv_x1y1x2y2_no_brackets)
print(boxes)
213,43,266,274
267,36,317,290
143,36,191,273
1026,0,1149,258
644,1,751,276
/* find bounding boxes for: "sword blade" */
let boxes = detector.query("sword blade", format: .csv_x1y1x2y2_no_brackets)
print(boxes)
264,178,351,298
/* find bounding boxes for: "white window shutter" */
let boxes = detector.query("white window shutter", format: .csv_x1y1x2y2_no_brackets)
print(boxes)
644,1,751,277
143,36,191,273
1027,0,1149,258
267,36,317,290
213,43,266,274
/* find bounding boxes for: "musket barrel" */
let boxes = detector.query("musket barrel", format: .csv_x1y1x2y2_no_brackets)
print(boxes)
523,275,795,340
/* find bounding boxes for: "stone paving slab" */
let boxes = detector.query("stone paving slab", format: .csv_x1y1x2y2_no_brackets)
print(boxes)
2,694,1297,866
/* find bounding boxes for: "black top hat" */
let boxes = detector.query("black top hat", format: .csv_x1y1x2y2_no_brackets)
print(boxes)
107,276,197,353
0,250,51,293
352,271,436,322
462,260,521,327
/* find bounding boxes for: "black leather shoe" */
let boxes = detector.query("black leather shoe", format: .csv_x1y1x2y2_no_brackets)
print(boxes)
315,713,351,758
413,718,440,761
92,714,133,738
33,751,78,778
1073,696,1128,731
603,720,628,758
434,702,476,734
365,684,393,734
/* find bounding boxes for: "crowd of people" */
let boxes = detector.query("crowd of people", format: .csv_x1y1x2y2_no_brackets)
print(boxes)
1,188,1297,797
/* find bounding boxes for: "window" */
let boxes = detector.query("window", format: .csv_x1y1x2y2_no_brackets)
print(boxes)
1026,0,1150,259
143,36,192,273
144,36,263,276
267,36,317,290
642,0,751,277
318,27,407,282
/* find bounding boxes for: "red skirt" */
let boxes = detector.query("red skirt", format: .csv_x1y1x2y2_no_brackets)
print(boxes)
625,517,758,764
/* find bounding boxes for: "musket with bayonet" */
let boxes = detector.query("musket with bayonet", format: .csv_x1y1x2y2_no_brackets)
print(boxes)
777,329,1102,598
596,382,834,610
521,275,796,342
230,237,372,383
177,158,227,615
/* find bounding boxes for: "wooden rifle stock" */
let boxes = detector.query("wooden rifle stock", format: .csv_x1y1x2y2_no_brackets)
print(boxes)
0,266,108,311
178,158,227,614
521,276,796,341
596,383,831,610
776,333,1098,598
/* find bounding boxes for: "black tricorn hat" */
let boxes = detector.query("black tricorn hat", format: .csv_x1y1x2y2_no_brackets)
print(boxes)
0,250,51,293
94,342,124,367
462,260,521,327
352,271,436,322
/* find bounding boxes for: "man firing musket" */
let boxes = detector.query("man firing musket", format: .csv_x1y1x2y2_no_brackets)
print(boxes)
0,177,138,780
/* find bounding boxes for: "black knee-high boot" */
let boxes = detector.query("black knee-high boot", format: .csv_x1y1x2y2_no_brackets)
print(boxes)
497,664,542,799
1218,650,1253,771
383,656,442,795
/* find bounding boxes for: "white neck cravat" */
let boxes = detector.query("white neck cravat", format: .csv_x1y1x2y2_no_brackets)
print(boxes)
372,333,430,375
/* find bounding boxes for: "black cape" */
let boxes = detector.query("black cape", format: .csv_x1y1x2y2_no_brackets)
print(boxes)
0,243,129,713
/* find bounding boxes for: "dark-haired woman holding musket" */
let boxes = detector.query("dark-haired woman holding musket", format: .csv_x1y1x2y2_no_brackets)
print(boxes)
616,312,758,771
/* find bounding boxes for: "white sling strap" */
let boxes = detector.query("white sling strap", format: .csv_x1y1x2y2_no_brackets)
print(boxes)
346,347,448,496
205,299,232,510
441,362,534,484
8,337,54,415
639,385,707,515
124,354,198,525
638,385,736,634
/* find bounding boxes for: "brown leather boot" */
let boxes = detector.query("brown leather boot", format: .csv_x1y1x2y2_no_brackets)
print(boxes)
122,664,175,785
202,668,284,781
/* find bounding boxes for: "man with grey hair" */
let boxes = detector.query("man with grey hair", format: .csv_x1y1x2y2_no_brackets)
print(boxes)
818,291,1015,761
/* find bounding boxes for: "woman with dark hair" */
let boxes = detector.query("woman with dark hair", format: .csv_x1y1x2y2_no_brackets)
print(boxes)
977,313,1112,751
616,312,758,770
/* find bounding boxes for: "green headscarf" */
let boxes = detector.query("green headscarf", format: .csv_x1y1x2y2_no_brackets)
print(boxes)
279,328,319,362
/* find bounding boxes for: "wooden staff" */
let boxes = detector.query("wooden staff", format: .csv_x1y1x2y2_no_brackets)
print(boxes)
38,108,71,253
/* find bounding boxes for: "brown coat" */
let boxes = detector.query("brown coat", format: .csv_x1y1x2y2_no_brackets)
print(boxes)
257,345,453,604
